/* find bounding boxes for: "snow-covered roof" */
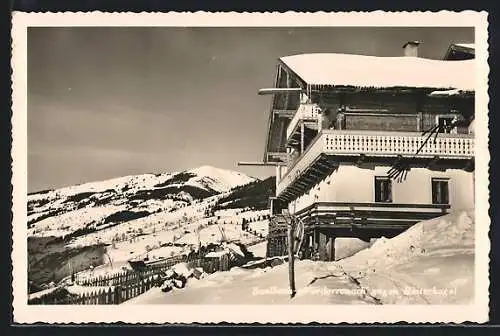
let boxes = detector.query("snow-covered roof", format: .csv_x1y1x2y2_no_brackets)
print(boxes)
205,250,229,258
280,53,474,92
455,43,475,50
28,287,60,301
428,89,469,97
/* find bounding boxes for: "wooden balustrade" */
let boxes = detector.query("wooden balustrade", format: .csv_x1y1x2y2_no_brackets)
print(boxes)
286,103,321,139
277,129,474,197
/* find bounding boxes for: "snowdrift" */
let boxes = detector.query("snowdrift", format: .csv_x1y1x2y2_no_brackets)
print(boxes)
337,210,475,304
339,210,474,272
126,210,475,305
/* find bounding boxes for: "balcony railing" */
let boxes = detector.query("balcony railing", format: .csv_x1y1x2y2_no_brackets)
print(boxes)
286,103,321,139
277,129,475,197
293,201,450,229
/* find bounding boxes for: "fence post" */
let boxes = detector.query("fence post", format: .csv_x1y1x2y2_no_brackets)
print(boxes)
115,285,121,304
107,287,113,304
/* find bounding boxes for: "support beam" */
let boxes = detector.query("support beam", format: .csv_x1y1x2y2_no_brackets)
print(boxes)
392,155,404,166
427,156,441,169
295,179,310,188
464,158,475,172
327,237,336,261
308,169,325,180
301,173,320,184
356,154,366,166
316,156,334,167
285,71,292,109
275,165,281,191
258,88,303,95
288,184,304,195
310,166,328,176
317,231,328,261
266,152,289,163
237,161,286,167
273,109,296,118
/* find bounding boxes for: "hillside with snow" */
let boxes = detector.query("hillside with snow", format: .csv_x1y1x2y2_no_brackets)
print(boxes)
27,166,273,290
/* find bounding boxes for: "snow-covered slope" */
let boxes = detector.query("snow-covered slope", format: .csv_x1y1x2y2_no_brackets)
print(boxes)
27,166,271,289
127,210,474,305
186,165,255,193
28,165,257,236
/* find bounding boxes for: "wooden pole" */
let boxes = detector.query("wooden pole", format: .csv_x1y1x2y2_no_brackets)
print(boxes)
237,161,284,166
288,218,296,299
258,88,303,95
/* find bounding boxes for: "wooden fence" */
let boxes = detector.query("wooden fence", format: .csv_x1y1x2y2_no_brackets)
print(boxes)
76,255,186,287
31,277,159,305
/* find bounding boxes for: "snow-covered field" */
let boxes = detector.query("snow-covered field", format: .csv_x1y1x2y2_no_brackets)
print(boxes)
127,210,474,305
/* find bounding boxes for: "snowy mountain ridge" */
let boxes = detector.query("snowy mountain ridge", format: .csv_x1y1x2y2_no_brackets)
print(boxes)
27,165,259,239
29,165,254,200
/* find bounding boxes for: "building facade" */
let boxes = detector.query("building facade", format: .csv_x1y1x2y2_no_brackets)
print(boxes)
261,42,475,260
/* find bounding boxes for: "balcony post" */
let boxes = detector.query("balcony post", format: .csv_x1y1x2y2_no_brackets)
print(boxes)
300,121,305,154
275,165,282,192
327,237,336,261
318,230,328,261
284,71,292,109
317,109,324,133
417,112,423,132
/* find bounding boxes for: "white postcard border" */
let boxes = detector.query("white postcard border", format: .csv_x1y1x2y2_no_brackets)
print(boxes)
11,11,490,324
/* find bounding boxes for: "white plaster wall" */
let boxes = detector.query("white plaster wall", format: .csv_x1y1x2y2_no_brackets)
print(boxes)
334,238,371,261
289,165,474,213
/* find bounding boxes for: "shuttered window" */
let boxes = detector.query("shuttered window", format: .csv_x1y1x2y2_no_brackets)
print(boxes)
432,178,450,204
374,177,392,203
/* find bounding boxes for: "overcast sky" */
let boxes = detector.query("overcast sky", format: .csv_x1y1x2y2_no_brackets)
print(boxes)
27,26,474,192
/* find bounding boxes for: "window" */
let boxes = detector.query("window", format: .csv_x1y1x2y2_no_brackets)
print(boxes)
432,178,449,204
436,116,457,134
374,177,392,203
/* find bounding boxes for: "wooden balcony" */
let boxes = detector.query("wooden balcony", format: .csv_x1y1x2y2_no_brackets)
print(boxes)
294,201,450,238
277,129,475,200
286,103,321,140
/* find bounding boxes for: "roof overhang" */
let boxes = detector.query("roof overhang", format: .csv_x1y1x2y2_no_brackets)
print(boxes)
443,43,475,61
279,53,474,92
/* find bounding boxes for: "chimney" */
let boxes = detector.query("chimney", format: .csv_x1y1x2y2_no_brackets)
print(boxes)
402,41,420,57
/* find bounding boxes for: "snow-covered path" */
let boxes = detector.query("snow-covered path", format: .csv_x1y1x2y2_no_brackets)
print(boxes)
124,260,374,305
124,250,472,305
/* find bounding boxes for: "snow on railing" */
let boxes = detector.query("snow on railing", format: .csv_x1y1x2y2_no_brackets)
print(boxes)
286,103,321,139
278,133,325,196
323,130,474,158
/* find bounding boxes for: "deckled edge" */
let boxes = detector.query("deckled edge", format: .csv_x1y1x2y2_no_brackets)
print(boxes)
10,10,491,325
